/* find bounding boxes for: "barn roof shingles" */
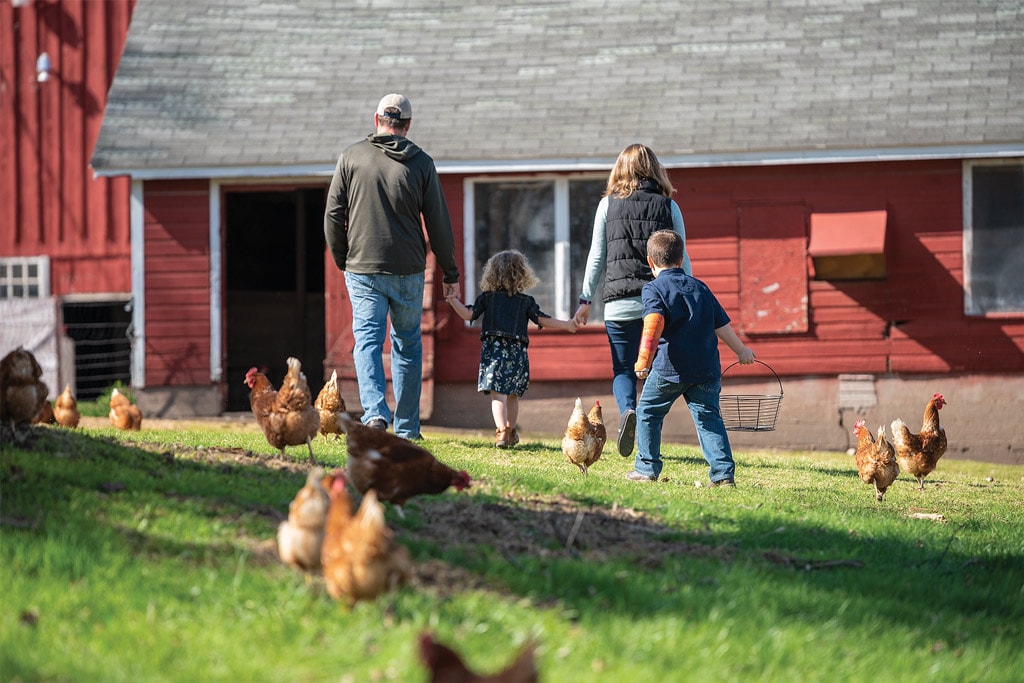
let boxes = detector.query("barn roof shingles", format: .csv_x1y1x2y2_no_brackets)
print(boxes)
91,0,1024,174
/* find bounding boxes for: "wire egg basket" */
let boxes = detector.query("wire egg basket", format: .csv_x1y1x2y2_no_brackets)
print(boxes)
720,360,783,432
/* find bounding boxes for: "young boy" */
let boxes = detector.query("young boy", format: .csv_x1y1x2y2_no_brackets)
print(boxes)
626,230,756,485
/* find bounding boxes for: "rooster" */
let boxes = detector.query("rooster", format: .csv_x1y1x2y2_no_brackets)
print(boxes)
1,346,49,439
561,398,605,475
109,387,142,430
314,369,346,441
53,384,81,428
339,413,471,518
418,632,538,683
244,357,320,464
891,393,948,491
853,419,899,502
277,467,331,573
320,470,412,607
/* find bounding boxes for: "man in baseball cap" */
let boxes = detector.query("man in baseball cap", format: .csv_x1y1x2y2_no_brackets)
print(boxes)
324,93,460,440
376,93,412,120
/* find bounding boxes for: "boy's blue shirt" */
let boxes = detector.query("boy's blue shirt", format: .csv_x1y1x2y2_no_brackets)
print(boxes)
640,268,731,385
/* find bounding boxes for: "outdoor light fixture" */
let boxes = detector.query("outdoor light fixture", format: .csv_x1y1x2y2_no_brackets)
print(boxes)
36,52,51,82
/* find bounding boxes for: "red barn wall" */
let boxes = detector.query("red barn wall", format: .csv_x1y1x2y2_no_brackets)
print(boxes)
434,159,1024,384
142,180,211,387
138,163,1021,459
1,0,135,295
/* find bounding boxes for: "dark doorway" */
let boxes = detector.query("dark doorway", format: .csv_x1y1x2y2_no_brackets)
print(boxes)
224,188,326,411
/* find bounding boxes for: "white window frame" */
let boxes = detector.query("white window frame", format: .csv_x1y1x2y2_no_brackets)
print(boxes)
962,158,1024,316
463,174,603,320
0,255,51,299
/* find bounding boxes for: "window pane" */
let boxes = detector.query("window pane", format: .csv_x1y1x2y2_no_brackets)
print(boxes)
569,179,608,321
971,165,1024,313
474,182,556,313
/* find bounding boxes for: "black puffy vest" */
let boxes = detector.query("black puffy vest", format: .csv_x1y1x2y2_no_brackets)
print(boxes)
603,179,674,302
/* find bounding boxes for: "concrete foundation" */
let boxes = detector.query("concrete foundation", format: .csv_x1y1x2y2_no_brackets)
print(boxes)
426,373,1024,466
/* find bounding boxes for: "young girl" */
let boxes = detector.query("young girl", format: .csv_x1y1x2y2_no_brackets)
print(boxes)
446,250,577,448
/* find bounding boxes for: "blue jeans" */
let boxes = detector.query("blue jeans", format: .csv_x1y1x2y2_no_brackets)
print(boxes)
605,318,643,416
633,370,736,482
344,272,424,439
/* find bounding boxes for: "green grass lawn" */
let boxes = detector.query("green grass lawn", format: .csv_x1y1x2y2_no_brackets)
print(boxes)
2,420,1022,682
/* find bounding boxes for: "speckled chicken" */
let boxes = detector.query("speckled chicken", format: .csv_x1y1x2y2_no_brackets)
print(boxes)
891,393,948,491
853,419,898,502
418,632,538,683
109,387,142,430
244,357,320,464
314,369,346,441
277,467,331,573
561,397,605,475
320,470,412,607
53,384,81,428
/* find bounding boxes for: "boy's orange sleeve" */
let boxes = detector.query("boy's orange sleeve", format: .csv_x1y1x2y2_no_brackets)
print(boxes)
634,313,665,373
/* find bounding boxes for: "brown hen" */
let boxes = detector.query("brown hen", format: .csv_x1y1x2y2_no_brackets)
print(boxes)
244,357,320,464
891,393,948,491
33,400,56,425
853,419,899,502
277,467,331,573
561,397,605,475
418,632,538,683
109,387,142,430
314,369,346,441
320,471,412,607
54,384,81,428
340,413,470,517
1,346,49,438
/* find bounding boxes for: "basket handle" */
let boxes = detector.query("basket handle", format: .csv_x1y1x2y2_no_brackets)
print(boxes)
721,359,783,395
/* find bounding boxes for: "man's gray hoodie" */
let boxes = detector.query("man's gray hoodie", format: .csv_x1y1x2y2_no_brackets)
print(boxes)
324,133,459,284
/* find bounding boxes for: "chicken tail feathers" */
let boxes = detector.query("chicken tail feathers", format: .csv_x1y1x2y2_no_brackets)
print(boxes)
890,418,909,448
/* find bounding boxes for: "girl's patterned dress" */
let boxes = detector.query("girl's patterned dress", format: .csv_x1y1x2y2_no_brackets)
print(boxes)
469,291,548,397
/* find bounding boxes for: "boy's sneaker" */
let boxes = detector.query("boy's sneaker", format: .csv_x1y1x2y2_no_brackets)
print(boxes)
625,470,658,482
709,478,736,487
617,410,637,457
366,417,388,431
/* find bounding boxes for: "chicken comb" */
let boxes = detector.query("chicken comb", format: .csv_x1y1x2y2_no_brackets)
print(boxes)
854,418,866,430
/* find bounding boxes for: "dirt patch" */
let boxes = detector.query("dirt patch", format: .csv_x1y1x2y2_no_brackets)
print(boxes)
36,434,717,599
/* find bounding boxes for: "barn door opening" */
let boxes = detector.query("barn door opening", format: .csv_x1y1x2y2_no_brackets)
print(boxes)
223,188,326,411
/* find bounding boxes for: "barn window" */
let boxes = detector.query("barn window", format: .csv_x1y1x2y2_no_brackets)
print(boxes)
0,256,50,299
466,176,605,320
964,160,1024,315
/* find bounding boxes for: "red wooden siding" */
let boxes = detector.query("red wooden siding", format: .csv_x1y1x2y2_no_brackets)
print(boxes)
434,159,1024,385
143,180,211,386
1,0,135,295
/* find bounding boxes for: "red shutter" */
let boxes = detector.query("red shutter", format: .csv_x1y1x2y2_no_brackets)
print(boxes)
738,203,809,334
